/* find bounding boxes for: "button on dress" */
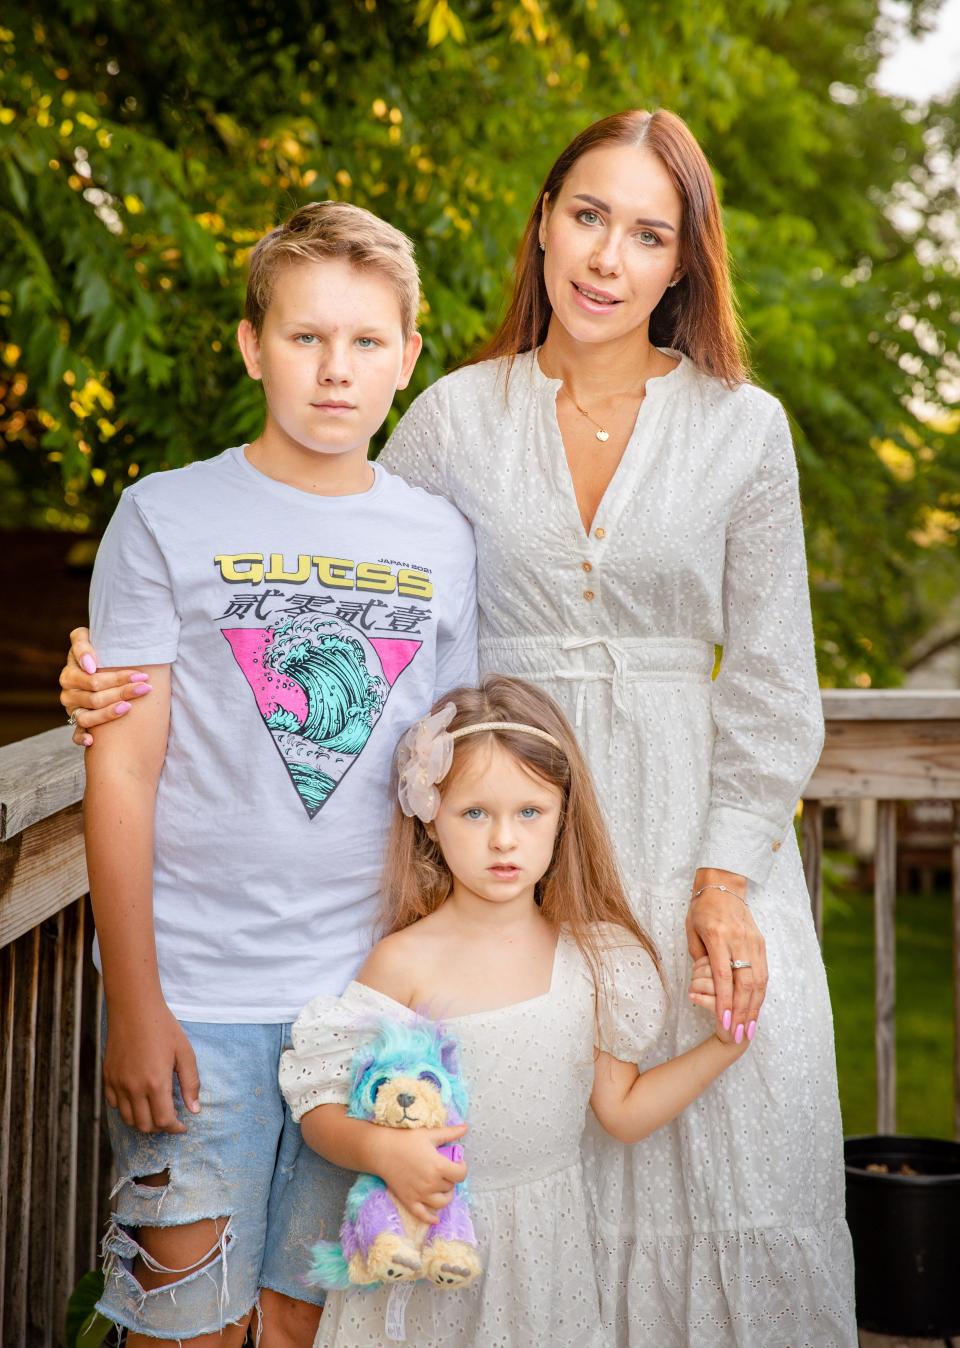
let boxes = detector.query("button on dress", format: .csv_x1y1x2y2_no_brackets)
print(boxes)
380,350,858,1347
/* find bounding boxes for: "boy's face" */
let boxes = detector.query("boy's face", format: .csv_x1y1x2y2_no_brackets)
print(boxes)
237,257,421,461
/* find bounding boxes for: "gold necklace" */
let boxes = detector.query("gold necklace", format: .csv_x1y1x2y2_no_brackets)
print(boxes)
564,386,645,443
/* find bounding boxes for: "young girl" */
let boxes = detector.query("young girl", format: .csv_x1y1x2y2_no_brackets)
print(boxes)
279,676,747,1348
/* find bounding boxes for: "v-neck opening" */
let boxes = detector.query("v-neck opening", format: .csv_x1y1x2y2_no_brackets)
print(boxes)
559,392,648,540
531,347,685,544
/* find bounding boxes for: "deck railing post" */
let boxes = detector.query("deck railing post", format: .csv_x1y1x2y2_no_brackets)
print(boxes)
874,800,898,1135
7,926,40,1348
953,800,960,1142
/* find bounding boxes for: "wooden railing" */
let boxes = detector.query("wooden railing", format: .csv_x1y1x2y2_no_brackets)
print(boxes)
0,727,109,1348
803,690,960,1138
2,693,960,1345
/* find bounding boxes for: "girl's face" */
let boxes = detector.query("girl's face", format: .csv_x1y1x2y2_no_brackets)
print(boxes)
539,142,683,348
431,740,564,909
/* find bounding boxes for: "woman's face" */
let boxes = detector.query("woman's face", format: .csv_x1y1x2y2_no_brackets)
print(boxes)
539,142,683,348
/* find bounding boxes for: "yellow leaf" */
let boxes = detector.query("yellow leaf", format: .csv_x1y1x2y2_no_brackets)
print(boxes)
447,6,466,41
519,0,548,42
873,437,915,482
427,2,449,45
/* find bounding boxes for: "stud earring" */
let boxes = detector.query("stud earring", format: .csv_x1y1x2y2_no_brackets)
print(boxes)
539,241,545,251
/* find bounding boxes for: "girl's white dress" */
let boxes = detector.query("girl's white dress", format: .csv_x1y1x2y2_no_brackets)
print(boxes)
380,351,858,1347
280,929,664,1348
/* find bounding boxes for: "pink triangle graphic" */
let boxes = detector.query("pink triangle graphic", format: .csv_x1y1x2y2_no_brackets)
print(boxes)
221,628,308,723
368,638,422,685
221,623,424,818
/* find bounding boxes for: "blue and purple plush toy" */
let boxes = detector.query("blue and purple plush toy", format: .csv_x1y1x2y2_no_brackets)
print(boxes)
308,1016,482,1292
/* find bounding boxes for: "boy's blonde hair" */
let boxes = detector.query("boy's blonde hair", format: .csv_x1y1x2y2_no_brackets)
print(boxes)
245,201,421,337
382,676,662,1015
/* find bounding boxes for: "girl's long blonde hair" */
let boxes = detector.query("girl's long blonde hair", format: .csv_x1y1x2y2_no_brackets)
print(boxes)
381,676,661,1004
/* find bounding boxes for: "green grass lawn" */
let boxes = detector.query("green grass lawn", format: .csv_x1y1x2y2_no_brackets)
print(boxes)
823,884,955,1138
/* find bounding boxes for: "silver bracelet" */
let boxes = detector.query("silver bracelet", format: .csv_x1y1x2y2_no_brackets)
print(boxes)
692,883,747,903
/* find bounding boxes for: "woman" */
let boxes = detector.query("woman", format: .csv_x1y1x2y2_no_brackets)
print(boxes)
61,109,856,1346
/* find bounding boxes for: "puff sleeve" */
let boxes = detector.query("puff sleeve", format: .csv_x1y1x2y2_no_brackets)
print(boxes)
379,380,453,499
279,983,416,1122
593,927,667,1065
695,401,824,885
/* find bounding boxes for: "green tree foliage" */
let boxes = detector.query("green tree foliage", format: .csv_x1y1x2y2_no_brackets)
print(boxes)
0,0,957,684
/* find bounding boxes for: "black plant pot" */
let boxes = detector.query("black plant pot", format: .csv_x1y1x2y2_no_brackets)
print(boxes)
845,1135,960,1337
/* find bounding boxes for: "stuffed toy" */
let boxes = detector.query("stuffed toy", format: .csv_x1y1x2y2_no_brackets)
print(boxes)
309,1016,482,1291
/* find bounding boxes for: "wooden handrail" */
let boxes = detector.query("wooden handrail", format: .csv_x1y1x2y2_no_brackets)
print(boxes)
806,690,960,1139
0,727,87,953
0,724,85,843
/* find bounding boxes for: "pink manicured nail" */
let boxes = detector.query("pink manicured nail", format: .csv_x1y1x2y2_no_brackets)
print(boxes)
129,671,150,683
82,735,93,748
133,683,153,696
747,1020,757,1041
722,1009,732,1032
81,654,97,674
735,1024,745,1045
113,701,131,716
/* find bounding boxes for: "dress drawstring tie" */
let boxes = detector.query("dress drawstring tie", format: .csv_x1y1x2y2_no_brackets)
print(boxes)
558,635,633,728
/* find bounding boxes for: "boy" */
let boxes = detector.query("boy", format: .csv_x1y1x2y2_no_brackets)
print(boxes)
82,202,477,1346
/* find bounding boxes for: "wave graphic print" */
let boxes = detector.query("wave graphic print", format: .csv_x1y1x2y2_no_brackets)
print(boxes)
223,615,422,817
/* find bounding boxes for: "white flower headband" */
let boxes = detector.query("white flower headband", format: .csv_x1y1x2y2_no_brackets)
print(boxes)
396,702,563,823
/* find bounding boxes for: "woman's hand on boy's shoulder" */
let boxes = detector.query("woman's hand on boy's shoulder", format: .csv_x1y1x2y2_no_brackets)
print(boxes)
59,627,154,746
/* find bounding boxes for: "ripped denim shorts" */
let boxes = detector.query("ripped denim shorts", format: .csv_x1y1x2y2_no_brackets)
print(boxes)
98,1018,352,1340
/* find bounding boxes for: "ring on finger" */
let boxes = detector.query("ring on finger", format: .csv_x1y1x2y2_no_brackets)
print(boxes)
730,959,752,969
66,710,79,727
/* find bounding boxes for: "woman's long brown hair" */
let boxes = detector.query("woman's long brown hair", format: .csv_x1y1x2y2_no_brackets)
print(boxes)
470,109,748,387
381,676,661,1015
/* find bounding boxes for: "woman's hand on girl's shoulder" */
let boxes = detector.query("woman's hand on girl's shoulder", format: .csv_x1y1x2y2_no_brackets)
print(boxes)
60,627,153,746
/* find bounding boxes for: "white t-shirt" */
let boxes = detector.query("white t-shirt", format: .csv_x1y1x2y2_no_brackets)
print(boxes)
89,447,478,1021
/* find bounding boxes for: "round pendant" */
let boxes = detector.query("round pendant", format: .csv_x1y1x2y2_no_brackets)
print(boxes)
595,429,610,442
